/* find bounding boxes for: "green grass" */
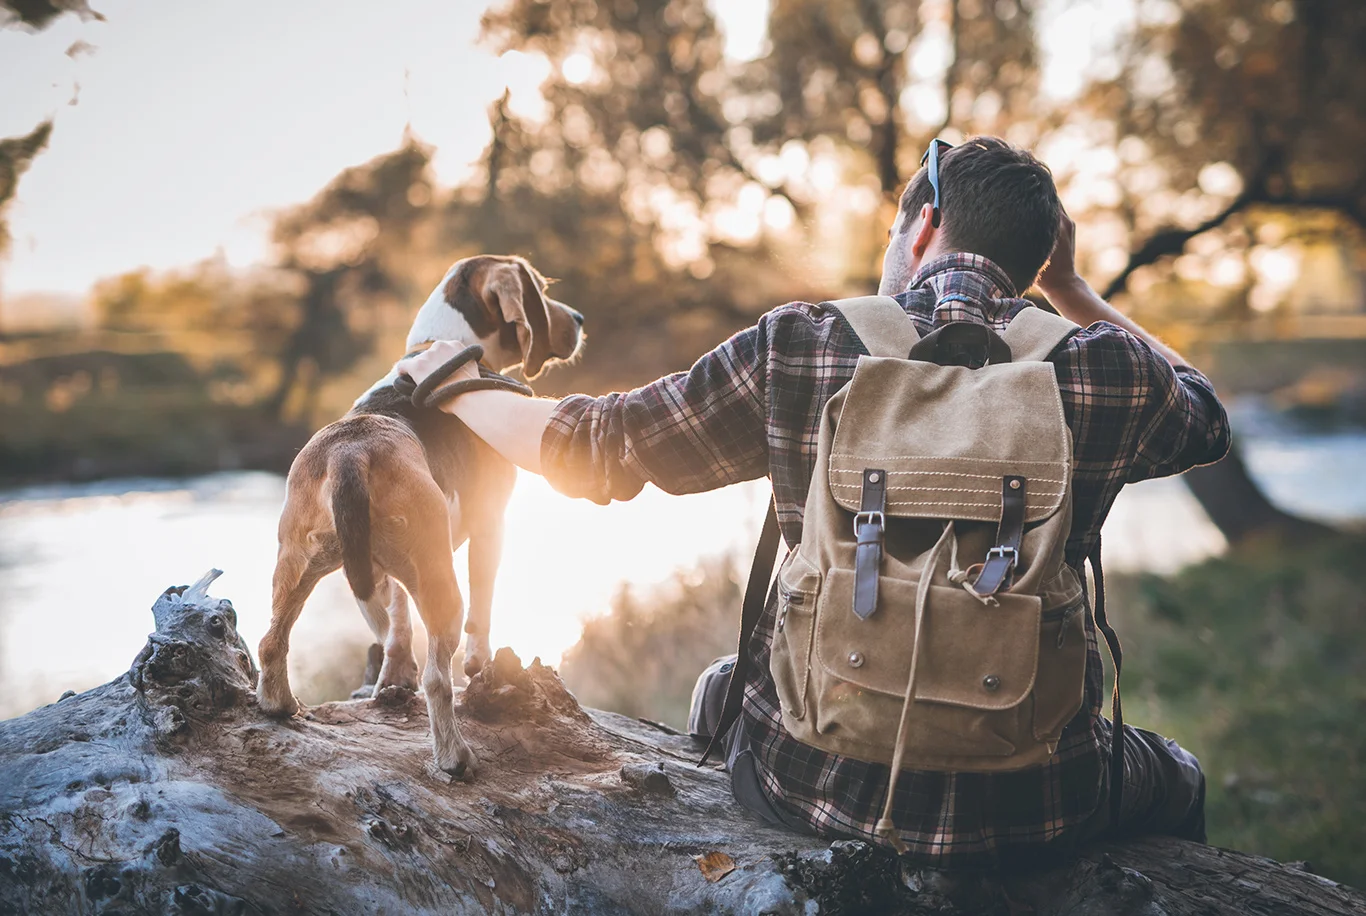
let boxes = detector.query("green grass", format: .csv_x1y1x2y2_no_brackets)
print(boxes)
1110,534,1366,888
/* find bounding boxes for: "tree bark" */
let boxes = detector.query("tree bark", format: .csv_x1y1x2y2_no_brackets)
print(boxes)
1,572,1361,916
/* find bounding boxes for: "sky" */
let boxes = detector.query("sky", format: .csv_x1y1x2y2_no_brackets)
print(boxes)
1,0,1111,298
0,0,517,296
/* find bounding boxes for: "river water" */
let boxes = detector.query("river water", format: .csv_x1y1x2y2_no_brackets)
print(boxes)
1,407,1361,721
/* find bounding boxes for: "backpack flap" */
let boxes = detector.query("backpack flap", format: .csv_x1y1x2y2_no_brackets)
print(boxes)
827,356,1071,526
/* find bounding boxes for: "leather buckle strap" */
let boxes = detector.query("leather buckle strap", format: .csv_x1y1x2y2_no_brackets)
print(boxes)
853,510,885,535
853,469,887,620
971,475,1026,597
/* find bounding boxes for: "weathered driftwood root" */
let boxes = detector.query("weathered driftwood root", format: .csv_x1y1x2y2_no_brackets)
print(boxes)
0,572,1361,915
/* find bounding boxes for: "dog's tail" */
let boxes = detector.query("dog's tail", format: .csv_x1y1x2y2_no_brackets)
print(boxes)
331,455,375,601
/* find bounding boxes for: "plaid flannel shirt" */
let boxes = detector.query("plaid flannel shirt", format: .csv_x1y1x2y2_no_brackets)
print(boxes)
542,253,1231,866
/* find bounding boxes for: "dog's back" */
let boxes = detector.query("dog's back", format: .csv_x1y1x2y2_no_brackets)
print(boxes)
348,382,493,499
282,385,513,597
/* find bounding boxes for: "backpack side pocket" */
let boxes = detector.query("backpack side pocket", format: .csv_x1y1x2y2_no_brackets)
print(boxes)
770,552,821,724
1032,596,1088,743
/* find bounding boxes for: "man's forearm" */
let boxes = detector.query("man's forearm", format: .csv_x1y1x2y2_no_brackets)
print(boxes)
1041,276,1190,370
439,390,559,475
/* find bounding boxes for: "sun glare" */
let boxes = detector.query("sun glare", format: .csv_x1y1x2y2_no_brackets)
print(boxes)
562,51,593,85
708,0,771,61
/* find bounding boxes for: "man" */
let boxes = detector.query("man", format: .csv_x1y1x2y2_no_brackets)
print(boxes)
399,136,1229,866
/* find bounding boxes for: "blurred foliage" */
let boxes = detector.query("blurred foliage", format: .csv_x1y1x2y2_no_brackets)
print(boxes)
0,119,51,257
1,0,99,247
0,0,100,31
1071,0,1366,311
1112,533,1366,888
0,141,438,481
560,556,740,728
4,0,1366,485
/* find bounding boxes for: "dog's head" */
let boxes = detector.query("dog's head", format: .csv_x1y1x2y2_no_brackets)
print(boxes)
407,255,583,379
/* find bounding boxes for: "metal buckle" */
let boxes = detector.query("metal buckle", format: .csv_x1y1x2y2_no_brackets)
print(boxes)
853,511,885,537
986,546,1019,566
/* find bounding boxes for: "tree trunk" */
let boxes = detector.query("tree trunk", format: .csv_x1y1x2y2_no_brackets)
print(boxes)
1,572,1360,916
1184,446,1334,547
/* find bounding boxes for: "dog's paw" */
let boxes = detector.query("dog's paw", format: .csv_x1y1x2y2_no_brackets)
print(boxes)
374,684,414,707
462,640,492,679
349,685,377,700
376,658,420,694
433,739,478,781
257,692,302,719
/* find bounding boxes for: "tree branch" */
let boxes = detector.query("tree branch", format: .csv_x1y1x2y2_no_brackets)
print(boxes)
1100,188,1256,300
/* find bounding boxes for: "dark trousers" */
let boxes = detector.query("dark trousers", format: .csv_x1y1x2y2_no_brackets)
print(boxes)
688,654,1206,845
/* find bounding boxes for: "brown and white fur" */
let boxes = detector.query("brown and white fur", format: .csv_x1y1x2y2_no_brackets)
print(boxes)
256,255,583,777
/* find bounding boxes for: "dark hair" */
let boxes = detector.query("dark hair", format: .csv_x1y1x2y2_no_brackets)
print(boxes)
898,137,1061,294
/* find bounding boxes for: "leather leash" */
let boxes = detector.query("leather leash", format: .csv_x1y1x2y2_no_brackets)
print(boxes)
393,343,534,409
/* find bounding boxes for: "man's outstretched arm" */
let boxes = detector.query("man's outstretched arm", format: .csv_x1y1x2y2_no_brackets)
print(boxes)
397,317,775,503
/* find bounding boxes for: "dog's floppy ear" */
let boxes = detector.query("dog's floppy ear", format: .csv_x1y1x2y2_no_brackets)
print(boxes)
484,259,553,379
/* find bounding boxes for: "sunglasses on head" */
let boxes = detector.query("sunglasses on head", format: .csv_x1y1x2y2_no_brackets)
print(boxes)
920,138,954,228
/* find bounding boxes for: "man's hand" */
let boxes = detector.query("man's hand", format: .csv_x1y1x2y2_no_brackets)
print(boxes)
1037,210,1080,296
396,339,480,389
1033,210,1191,368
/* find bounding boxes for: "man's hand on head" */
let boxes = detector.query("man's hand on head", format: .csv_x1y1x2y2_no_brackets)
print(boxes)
396,339,480,388
1037,210,1081,296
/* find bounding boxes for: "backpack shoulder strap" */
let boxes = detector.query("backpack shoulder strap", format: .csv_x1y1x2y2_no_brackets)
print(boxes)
1001,306,1080,362
827,296,920,358
698,498,781,767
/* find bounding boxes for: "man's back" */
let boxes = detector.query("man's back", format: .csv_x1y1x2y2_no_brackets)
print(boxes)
542,251,1229,864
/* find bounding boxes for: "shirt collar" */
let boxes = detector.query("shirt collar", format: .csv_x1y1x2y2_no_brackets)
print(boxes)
906,253,1020,323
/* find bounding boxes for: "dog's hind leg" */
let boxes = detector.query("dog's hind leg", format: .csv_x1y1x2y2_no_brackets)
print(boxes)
350,578,389,698
463,521,503,678
374,578,419,694
351,576,419,698
258,545,336,717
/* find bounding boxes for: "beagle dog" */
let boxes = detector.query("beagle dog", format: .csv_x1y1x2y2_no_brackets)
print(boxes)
256,255,584,777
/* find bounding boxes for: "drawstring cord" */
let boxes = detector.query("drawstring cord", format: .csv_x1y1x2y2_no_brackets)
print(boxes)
874,522,955,853
946,522,999,607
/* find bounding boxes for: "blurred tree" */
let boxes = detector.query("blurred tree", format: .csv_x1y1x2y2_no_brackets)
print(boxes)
0,0,100,30
1083,0,1365,300
469,0,1048,387
0,119,51,260
759,0,1044,200
263,137,436,421
1,0,101,332
1068,0,1365,544
466,0,814,390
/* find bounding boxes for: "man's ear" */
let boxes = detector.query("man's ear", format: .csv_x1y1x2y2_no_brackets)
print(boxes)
910,202,937,260
485,259,553,378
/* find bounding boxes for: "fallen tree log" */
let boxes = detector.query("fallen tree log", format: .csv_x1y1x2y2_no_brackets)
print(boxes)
0,572,1360,916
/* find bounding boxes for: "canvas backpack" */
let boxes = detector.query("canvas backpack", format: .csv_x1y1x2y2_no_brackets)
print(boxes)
701,296,1125,851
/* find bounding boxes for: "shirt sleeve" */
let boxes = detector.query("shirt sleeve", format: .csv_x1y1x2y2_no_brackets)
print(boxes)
539,316,773,504
1128,356,1232,482
1059,321,1231,485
